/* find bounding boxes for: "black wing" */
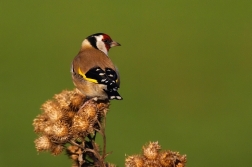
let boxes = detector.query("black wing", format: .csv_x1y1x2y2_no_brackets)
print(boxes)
85,67,122,100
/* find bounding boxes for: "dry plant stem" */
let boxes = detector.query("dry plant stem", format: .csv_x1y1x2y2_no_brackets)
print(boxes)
85,146,104,167
78,154,84,167
76,110,107,167
94,116,107,160
70,140,84,149
91,117,107,167
79,121,107,166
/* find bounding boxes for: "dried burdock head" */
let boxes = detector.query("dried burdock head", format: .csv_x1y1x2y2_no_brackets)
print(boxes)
125,155,144,167
53,89,85,111
158,150,187,167
33,113,48,133
65,110,76,121
143,160,160,167
97,101,110,116
34,135,52,152
50,120,70,142
51,144,64,156
125,142,187,167
71,114,93,137
143,141,161,160
77,100,98,120
33,89,187,167
42,100,63,122
53,90,73,110
43,122,54,136
33,89,110,167
70,93,85,111
158,151,174,167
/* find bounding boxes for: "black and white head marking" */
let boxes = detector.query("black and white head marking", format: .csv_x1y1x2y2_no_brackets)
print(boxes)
82,33,120,56
95,34,109,55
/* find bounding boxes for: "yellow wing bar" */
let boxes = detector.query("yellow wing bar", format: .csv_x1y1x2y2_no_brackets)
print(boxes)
78,68,98,83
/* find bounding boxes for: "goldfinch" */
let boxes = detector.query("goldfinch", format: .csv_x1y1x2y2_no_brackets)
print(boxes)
71,33,122,100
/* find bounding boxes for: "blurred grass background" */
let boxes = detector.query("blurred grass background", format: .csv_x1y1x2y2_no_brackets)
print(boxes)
1,0,252,166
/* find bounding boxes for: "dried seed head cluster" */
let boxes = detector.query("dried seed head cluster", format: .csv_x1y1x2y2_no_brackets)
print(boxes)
125,142,187,167
33,89,110,159
33,89,187,167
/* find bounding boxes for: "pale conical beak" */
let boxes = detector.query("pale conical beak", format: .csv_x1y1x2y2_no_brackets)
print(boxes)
110,41,121,47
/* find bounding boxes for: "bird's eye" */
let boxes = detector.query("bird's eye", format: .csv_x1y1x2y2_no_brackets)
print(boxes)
103,39,109,43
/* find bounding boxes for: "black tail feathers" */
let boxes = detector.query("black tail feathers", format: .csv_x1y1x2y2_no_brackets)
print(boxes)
105,90,123,100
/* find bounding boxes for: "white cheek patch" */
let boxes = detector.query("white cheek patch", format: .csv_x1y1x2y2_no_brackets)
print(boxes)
95,35,108,56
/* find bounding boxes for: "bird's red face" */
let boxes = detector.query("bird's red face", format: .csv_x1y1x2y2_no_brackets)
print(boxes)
102,34,113,51
86,33,121,56
102,34,121,51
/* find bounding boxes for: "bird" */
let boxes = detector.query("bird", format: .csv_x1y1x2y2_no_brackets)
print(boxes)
71,33,122,100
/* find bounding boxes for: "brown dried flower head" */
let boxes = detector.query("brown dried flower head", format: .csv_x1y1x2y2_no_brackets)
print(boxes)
42,100,63,122
33,89,110,158
51,144,64,156
125,155,144,167
125,142,187,167
33,89,186,167
34,135,52,152
70,93,85,111
33,114,48,133
158,151,174,167
143,141,161,160
78,100,98,119
53,90,72,110
71,114,92,136
97,101,110,114
50,120,70,142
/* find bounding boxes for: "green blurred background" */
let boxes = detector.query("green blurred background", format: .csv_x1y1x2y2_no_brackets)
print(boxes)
1,1,252,166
